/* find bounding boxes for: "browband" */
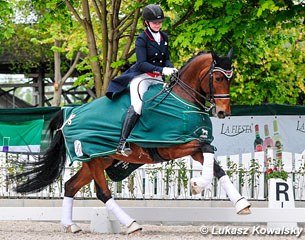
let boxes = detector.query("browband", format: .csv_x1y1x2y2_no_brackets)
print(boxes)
213,67,233,79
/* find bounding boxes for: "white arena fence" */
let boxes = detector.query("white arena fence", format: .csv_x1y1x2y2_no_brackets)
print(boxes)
0,150,305,201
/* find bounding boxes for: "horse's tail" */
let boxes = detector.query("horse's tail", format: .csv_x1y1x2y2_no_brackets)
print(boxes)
11,109,67,194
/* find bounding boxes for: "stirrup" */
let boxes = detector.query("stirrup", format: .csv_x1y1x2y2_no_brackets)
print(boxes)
116,142,132,157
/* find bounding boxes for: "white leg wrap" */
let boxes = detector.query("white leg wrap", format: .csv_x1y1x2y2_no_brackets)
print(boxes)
201,153,214,184
191,153,214,194
219,175,251,213
219,175,241,204
105,198,135,227
61,197,74,226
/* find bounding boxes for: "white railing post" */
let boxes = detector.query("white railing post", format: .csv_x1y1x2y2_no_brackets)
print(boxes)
293,153,305,200
253,151,265,199
240,153,252,199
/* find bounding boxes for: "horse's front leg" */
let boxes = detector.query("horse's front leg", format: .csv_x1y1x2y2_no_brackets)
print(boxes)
214,161,251,214
61,163,93,233
190,140,215,194
190,144,251,215
88,158,142,234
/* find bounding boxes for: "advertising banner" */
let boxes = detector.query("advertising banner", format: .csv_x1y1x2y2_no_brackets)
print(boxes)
211,105,305,156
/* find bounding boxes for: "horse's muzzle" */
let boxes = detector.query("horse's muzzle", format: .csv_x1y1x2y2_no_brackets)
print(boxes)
212,100,231,119
217,111,226,119
211,107,230,119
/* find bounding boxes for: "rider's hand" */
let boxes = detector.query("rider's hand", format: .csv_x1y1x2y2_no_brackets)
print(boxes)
162,67,178,76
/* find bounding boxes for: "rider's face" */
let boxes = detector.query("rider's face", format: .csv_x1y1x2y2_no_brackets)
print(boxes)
148,21,162,32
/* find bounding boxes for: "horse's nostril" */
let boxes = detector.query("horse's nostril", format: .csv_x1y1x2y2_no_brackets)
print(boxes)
217,111,226,119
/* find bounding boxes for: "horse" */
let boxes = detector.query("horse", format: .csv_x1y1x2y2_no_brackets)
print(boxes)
10,48,251,234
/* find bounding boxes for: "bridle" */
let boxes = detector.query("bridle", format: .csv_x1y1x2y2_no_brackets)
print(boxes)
206,62,233,103
169,61,233,112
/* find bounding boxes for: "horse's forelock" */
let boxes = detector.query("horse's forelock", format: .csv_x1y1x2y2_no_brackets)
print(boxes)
214,55,232,70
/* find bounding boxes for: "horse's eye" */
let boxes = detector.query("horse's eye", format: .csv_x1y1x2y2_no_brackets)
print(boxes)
215,76,222,82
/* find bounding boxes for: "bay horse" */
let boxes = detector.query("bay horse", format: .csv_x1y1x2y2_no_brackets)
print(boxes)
11,48,251,234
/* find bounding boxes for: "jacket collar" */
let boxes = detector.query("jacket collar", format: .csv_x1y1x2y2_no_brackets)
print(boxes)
144,29,164,43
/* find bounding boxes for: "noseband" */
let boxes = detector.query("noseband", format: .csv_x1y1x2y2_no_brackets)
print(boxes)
169,61,233,112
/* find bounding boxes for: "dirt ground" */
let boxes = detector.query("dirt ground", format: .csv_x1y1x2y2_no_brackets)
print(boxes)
0,221,303,240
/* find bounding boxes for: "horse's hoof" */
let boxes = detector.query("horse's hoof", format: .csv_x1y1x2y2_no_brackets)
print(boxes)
62,223,82,233
191,177,210,195
127,221,142,235
191,183,203,195
238,207,251,215
235,198,251,215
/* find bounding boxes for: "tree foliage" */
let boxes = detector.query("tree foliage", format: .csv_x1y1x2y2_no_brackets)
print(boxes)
2,0,305,105
164,0,305,104
0,1,14,41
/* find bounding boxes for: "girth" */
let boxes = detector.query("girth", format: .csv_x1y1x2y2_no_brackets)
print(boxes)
146,148,169,163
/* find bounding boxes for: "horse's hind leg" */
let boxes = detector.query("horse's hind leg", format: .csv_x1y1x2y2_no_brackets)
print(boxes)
88,158,142,234
214,161,251,215
61,163,93,233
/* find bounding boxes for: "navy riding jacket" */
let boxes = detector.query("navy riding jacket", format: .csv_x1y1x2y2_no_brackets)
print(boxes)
106,28,174,99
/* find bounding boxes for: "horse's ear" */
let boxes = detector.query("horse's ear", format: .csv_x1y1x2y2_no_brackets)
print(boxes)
227,48,234,62
211,49,218,63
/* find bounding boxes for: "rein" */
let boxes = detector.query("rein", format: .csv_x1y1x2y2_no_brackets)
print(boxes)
137,78,172,109
169,72,213,112
137,59,233,112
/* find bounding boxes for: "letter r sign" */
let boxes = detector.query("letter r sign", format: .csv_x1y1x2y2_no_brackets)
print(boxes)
276,182,289,201
267,178,297,229
269,178,295,209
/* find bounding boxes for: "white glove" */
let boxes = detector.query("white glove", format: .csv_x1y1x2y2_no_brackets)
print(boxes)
162,67,178,76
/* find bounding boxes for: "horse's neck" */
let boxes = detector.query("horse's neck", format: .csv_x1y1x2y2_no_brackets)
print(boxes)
173,55,211,105
172,77,197,104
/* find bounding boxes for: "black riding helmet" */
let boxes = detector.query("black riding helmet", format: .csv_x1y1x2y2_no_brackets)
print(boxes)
142,4,165,22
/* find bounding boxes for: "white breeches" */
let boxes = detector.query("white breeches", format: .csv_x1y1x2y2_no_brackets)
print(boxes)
130,73,163,115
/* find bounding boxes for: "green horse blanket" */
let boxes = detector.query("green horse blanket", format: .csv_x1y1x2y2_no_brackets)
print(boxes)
62,84,213,163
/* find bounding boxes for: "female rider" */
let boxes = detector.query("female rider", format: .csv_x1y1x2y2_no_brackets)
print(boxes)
106,4,177,156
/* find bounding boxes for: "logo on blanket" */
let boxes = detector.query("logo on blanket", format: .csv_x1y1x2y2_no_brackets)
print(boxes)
74,140,83,157
200,128,208,139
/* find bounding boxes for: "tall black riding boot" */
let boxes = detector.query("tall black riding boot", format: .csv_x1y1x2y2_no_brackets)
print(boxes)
116,106,140,156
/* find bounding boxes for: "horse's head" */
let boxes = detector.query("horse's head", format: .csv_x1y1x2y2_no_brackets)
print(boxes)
209,48,234,118
174,48,234,119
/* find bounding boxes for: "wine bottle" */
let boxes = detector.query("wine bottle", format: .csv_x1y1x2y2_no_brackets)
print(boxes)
263,124,274,150
254,124,263,152
272,119,283,162
263,124,274,167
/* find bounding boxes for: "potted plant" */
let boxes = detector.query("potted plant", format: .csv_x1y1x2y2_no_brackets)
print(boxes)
264,157,288,181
